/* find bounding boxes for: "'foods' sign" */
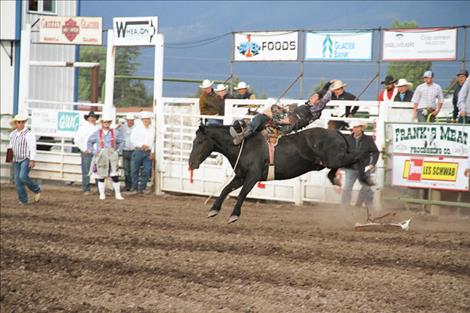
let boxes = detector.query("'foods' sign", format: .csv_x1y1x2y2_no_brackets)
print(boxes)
382,28,457,61
39,16,102,45
233,31,298,61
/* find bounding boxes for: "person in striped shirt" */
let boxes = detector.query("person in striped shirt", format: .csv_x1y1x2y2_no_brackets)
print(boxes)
8,114,41,204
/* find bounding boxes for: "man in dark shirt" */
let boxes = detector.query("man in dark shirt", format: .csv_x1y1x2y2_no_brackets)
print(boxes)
341,120,380,208
453,69,468,123
330,80,358,117
198,79,222,125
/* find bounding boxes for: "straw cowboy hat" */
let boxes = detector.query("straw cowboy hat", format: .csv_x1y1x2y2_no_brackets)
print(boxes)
350,120,366,128
396,78,413,87
214,84,227,92
84,111,99,120
125,113,135,120
199,79,213,89
381,75,397,85
140,111,153,119
234,81,250,90
13,114,28,122
330,80,347,90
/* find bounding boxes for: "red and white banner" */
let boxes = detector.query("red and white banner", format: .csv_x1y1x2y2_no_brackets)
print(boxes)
382,28,457,61
39,16,102,45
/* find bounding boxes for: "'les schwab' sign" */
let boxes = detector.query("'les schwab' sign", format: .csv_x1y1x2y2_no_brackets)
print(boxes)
234,31,298,61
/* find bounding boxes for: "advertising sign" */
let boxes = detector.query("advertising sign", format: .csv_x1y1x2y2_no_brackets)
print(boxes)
304,31,373,61
39,16,102,45
233,31,299,61
391,123,469,157
32,109,85,138
382,28,457,61
392,155,469,191
113,17,158,46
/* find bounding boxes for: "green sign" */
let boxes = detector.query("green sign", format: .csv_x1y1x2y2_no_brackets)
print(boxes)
57,111,80,133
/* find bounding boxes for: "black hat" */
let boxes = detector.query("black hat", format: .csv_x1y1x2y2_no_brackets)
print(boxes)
84,111,99,120
456,69,469,77
381,75,397,85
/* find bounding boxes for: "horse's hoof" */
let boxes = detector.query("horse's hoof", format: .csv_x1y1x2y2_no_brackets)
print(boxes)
228,215,239,224
207,210,219,218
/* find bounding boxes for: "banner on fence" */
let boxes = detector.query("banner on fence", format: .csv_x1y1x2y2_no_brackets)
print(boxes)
32,109,86,138
39,16,102,45
391,123,470,157
233,31,299,61
382,28,457,61
392,155,469,191
113,16,159,46
304,31,373,61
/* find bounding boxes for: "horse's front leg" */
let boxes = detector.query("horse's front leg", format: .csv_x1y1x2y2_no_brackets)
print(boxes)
327,168,341,186
228,176,259,224
208,175,244,218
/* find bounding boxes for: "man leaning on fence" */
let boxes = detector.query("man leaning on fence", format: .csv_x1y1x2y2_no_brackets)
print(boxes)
74,111,99,195
8,114,41,205
129,111,155,195
199,79,223,125
457,74,470,124
411,71,444,123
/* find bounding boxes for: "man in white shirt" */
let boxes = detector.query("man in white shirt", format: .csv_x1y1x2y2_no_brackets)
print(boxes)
9,114,41,204
73,111,99,195
411,70,444,123
129,111,155,194
120,113,136,191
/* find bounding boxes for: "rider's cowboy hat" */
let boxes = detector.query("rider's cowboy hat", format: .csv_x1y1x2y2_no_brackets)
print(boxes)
199,79,213,89
330,80,347,90
214,84,227,92
350,120,366,128
234,81,250,90
84,111,99,120
396,78,413,87
13,114,28,122
140,111,153,119
381,75,397,85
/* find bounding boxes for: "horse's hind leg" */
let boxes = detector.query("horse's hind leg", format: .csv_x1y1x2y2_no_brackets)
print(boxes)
228,176,259,224
208,176,244,218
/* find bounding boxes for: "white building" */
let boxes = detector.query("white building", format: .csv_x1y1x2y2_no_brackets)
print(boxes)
1,0,79,115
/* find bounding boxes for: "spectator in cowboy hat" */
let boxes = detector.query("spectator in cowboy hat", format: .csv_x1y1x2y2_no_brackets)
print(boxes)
8,113,41,205
411,70,444,123
232,81,256,100
120,113,136,191
74,111,99,195
453,69,469,123
457,73,470,124
198,79,222,125
394,78,414,102
341,120,379,208
378,75,398,102
330,80,358,117
214,84,228,117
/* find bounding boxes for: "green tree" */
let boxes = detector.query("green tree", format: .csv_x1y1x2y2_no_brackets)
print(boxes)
78,47,152,107
386,20,432,88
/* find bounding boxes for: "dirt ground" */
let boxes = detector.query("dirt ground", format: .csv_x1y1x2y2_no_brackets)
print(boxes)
1,184,469,313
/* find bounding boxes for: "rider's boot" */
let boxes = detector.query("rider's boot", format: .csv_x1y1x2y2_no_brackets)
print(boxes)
231,114,269,145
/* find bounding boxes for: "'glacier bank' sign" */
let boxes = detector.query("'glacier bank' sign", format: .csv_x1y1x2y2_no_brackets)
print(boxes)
304,31,372,61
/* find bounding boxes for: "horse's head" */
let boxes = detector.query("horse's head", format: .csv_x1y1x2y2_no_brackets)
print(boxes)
188,125,215,170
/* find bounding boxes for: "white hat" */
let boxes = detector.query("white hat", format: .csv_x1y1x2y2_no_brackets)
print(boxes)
101,114,114,122
396,78,413,87
330,80,347,90
234,81,249,90
350,120,366,128
13,114,28,122
140,111,153,119
125,113,135,120
199,79,213,89
214,84,227,92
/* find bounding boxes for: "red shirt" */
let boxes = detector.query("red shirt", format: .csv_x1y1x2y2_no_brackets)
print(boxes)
378,88,395,101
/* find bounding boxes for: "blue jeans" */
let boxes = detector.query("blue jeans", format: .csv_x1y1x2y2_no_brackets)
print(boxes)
457,115,470,124
417,109,435,123
122,150,134,190
14,159,41,204
341,169,373,208
131,150,152,192
206,118,223,126
81,152,94,192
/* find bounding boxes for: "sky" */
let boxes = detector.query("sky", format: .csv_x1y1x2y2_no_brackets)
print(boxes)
81,1,470,100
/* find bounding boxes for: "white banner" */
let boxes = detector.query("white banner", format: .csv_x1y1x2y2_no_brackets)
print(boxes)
39,16,102,45
382,28,457,61
233,31,298,61
304,31,372,61
391,123,470,157
392,155,469,191
113,16,158,46
32,109,86,138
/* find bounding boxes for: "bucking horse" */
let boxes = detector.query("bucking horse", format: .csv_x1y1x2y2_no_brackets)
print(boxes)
188,125,362,223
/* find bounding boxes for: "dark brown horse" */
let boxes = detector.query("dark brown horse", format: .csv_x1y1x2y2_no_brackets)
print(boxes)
188,125,360,223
